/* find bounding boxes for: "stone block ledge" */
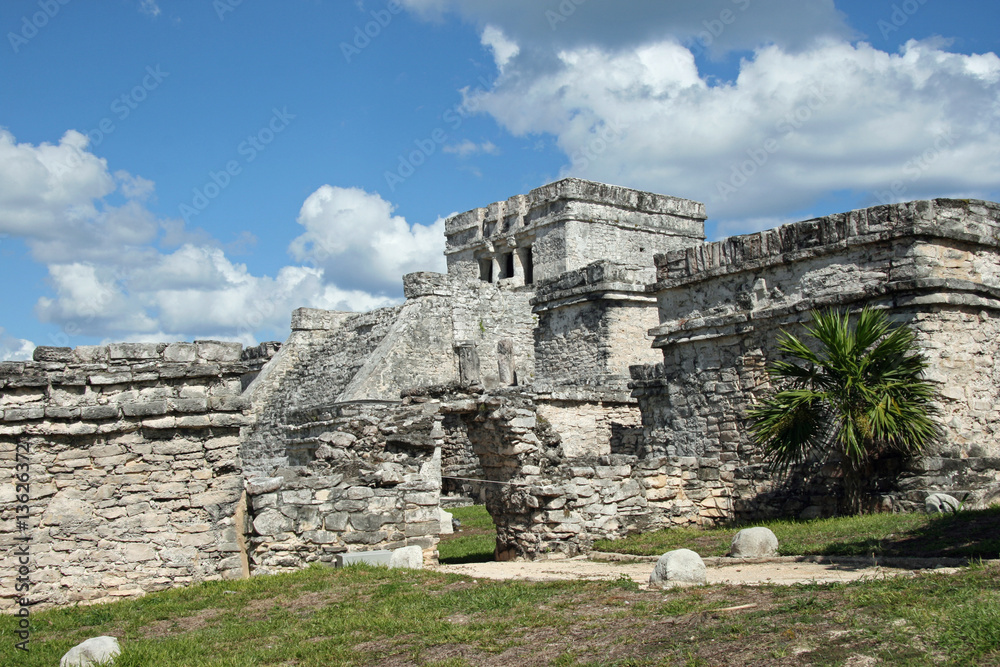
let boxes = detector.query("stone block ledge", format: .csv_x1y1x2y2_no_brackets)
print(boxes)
652,199,1000,287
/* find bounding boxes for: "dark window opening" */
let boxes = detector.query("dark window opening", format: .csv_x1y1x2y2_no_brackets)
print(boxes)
502,252,514,279
479,258,493,283
520,246,534,285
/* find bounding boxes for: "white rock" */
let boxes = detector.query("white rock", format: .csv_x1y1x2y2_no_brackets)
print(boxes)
389,545,424,569
730,527,779,558
925,493,961,513
252,509,294,535
439,508,454,535
649,548,706,588
60,636,121,667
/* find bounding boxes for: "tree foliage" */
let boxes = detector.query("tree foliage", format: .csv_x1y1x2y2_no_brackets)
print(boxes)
747,307,942,510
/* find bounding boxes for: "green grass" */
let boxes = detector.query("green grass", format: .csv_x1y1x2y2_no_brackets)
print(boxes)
594,506,1000,559
6,561,1000,666
438,505,497,564
10,508,1000,665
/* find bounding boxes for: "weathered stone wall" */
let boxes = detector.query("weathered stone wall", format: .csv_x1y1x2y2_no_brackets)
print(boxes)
427,387,664,559
241,305,406,475
536,399,643,458
0,342,262,610
532,261,662,391
633,199,1000,520
246,400,443,573
448,279,535,389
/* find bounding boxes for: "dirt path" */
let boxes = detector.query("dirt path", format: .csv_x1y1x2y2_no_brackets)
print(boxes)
431,555,944,587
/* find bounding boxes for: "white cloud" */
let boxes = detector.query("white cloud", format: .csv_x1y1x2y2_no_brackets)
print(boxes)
480,25,519,72
401,0,854,57
461,38,1000,231
289,185,446,295
442,139,499,157
138,0,161,18
0,130,441,347
0,328,34,362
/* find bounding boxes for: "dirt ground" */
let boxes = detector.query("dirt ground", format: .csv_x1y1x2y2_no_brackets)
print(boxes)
431,554,947,587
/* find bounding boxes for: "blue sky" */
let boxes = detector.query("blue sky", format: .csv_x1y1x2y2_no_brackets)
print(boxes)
1,0,998,359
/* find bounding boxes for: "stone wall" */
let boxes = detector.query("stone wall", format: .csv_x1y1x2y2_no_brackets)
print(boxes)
532,260,662,392
246,400,443,573
0,342,263,610
632,199,1000,519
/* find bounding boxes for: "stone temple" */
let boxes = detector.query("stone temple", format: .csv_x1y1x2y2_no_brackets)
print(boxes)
2,178,999,608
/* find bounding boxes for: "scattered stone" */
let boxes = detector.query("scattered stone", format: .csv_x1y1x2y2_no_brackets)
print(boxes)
336,550,392,567
649,548,706,588
439,508,454,535
925,493,961,513
390,545,424,569
60,636,121,667
730,527,779,558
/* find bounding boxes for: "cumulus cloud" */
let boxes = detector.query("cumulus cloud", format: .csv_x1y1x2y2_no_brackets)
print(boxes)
480,25,519,72
0,130,439,346
289,185,446,295
0,328,34,362
461,37,1000,230
400,0,855,57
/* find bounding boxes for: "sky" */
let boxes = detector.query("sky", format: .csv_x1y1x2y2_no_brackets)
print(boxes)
0,0,998,360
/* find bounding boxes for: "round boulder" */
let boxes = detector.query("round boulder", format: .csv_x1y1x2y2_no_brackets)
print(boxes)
61,636,121,667
730,527,779,558
925,493,961,513
649,548,706,588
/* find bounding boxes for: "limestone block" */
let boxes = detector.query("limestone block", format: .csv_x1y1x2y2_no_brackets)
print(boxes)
60,636,121,667
649,549,706,588
253,510,294,535
109,343,162,360
81,405,120,420
439,508,454,535
291,308,352,331
122,401,167,417
194,341,243,362
319,431,358,447
163,343,198,362
730,527,779,558
390,545,424,569
74,346,108,363
375,462,407,486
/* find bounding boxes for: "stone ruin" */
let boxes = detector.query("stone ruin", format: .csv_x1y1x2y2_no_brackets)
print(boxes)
2,178,999,608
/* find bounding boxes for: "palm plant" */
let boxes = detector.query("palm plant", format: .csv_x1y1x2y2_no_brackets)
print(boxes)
747,306,942,513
